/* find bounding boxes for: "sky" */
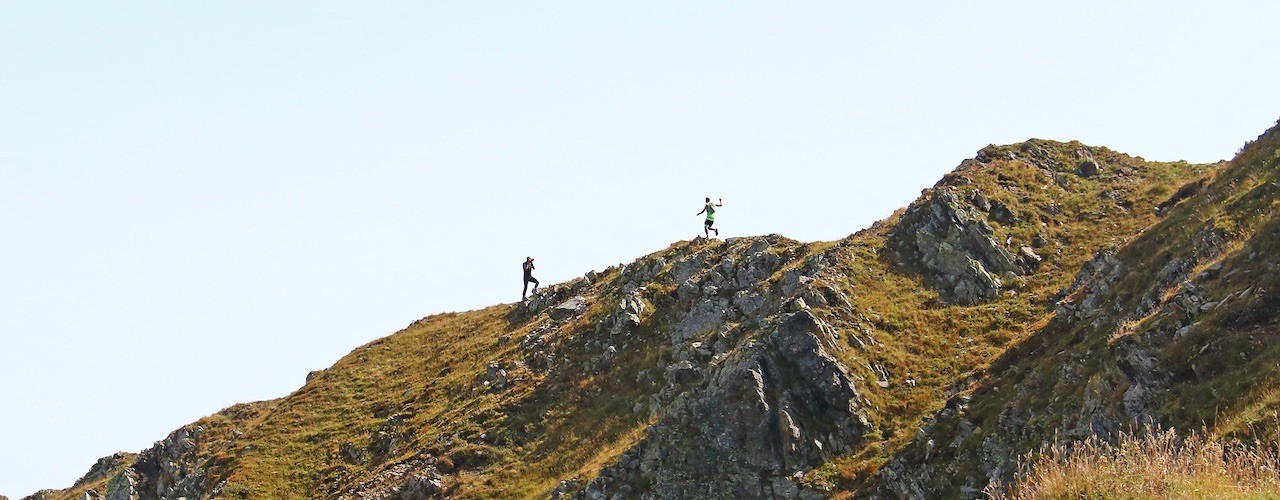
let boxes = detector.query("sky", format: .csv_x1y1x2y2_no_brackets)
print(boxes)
2,1,1278,497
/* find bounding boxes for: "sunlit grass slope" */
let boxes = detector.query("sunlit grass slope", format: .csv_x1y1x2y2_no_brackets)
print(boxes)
799,140,1215,492
38,135,1225,499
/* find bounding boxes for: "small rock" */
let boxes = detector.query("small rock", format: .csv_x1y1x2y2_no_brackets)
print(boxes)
622,313,642,328
784,297,810,312
552,478,584,499
1019,246,1041,262
486,362,508,391
548,296,588,321
664,360,700,385
970,191,991,211
398,472,444,498
1078,158,1101,177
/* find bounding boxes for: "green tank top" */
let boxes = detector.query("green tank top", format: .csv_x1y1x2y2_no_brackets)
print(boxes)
705,203,716,221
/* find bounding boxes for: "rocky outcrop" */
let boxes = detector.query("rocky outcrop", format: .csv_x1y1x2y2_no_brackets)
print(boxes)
515,278,591,318
1076,149,1102,177
888,188,1020,304
1054,250,1125,323
70,453,134,492
582,310,866,499
52,425,211,500
548,296,589,321
104,470,138,500
552,235,872,498
342,458,445,499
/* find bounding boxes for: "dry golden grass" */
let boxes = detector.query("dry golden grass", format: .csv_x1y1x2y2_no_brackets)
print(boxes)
990,428,1280,499
40,136,1237,499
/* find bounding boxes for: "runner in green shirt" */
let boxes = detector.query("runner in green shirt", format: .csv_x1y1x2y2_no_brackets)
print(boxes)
696,197,723,238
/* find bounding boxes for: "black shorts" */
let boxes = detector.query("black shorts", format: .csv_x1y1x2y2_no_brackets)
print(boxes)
704,219,715,227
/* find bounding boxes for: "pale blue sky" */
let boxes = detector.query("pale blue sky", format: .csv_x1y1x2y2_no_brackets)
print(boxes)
3,2,1278,496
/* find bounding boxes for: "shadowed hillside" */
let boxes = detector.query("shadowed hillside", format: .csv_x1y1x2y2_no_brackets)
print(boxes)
36,122,1280,499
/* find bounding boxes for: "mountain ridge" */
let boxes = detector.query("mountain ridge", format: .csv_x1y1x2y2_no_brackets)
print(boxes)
878,121,1280,497
30,126,1280,498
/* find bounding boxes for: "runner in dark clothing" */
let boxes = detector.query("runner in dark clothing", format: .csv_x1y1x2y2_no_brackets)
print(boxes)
696,197,723,238
522,257,540,300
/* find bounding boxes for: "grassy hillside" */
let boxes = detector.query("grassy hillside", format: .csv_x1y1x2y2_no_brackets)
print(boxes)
878,121,1280,497
800,140,1216,493
38,135,1225,499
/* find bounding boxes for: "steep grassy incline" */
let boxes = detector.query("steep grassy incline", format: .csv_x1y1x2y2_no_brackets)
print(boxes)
797,139,1216,493
877,122,1280,498
34,137,1215,499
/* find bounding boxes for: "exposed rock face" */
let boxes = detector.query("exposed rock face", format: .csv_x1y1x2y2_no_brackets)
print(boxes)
103,470,138,500
485,361,508,391
555,234,874,498
133,426,209,499
548,296,589,321
69,453,133,492
888,188,1020,304
583,311,867,499
1054,250,1125,322
342,458,445,499
515,279,591,317
50,426,210,500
